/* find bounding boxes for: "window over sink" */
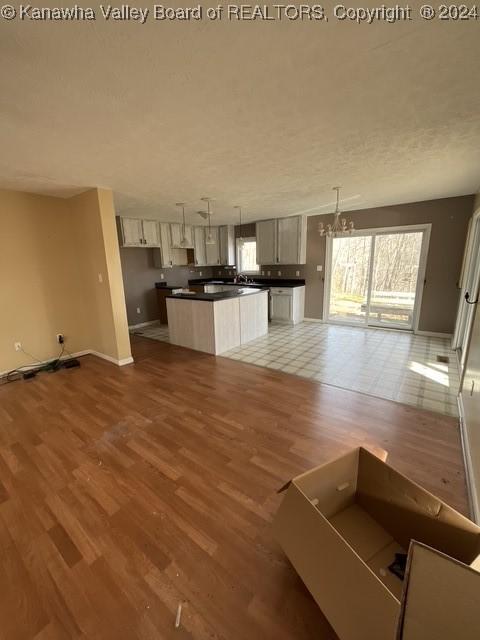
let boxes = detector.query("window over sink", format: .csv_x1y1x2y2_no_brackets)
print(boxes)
236,237,259,274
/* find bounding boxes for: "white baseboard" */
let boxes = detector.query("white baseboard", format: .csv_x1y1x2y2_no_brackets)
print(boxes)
303,317,324,323
415,330,453,339
89,351,134,366
128,320,158,330
0,349,93,378
457,393,480,523
1,349,134,377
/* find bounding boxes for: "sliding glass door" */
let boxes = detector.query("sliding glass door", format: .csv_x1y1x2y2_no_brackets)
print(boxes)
328,235,372,324
326,227,428,330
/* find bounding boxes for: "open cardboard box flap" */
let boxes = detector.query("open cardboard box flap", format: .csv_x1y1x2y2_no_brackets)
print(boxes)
273,446,480,640
398,541,480,639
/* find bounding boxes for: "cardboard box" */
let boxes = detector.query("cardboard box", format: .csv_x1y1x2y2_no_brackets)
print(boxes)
273,447,480,640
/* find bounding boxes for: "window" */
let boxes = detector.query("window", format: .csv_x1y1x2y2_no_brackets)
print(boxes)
236,237,259,273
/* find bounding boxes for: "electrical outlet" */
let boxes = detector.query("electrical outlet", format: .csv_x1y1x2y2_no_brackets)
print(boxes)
316,265,323,272
296,270,300,277
277,271,282,276
199,271,203,276
56,333,64,344
98,273,103,283
14,342,22,352
160,273,164,280
261,271,265,276
136,307,141,314
267,270,271,276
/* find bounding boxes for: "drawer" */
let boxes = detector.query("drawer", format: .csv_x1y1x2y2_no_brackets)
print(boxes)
270,288,293,295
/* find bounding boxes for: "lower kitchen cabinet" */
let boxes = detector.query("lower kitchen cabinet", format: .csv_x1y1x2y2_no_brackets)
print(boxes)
270,286,305,324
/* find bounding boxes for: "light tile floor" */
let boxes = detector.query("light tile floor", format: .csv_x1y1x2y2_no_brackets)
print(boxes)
132,321,460,418
132,323,170,343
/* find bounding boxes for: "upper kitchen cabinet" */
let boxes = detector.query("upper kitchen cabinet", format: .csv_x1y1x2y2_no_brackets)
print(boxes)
256,215,307,265
194,226,207,266
205,226,221,265
142,220,161,247
277,216,306,264
119,216,160,247
119,217,143,247
153,223,174,267
219,225,236,266
256,219,277,264
170,223,194,249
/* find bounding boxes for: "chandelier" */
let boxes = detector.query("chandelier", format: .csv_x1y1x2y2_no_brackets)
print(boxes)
318,187,354,237
198,197,215,244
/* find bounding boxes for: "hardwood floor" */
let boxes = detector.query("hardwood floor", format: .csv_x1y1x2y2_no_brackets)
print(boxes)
0,336,468,640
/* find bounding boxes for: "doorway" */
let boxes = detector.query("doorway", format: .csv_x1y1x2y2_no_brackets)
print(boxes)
324,225,431,331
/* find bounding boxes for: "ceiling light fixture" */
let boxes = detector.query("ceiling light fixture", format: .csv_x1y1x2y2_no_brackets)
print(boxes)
318,186,355,237
176,202,187,247
234,205,243,241
201,197,215,244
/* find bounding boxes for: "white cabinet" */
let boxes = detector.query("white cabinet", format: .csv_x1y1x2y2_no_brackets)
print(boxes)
270,291,292,322
153,223,174,268
142,220,161,247
194,226,207,266
219,225,236,266
119,217,160,247
256,216,307,265
270,286,305,325
278,217,303,264
170,223,194,249
256,219,277,264
205,227,220,265
120,217,143,246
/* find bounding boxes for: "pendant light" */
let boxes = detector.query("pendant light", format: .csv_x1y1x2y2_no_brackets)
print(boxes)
318,187,355,237
201,197,215,244
234,205,243,241
176,202,187,247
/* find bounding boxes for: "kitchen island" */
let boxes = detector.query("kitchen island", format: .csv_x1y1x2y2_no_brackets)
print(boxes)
166,288,268,355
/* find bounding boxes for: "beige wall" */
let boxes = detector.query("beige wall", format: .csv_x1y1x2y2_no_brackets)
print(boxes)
304,195,473,334
0,188,131,373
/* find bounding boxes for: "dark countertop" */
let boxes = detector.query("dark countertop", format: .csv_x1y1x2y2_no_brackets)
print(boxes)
167,287,266,301
155,283,185,290
188,277,305,288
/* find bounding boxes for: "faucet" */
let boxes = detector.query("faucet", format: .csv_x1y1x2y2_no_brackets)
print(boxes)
235,273,249,284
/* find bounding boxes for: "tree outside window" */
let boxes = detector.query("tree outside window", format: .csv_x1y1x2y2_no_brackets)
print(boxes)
236,237,259,273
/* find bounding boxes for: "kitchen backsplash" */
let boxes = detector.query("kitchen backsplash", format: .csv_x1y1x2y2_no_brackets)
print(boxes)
213,265,305,279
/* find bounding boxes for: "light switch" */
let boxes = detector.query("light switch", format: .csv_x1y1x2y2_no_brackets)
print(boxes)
98,273,103,283
316,265,323,272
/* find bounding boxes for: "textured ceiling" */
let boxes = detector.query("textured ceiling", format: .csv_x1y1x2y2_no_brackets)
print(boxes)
1,8,480,224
